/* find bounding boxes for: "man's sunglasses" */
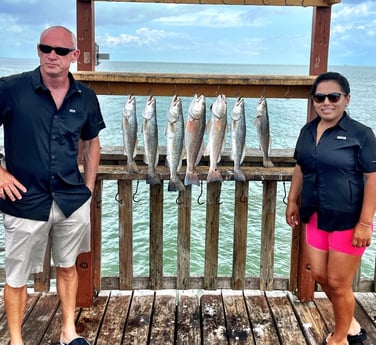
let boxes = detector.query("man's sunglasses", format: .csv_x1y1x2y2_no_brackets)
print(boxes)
312,92,346,104
38,44,76,56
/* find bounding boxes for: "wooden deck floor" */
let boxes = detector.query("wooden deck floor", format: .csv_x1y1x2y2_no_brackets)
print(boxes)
0,289,376,345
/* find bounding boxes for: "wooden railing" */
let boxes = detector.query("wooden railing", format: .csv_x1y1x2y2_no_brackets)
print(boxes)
1,73,375,301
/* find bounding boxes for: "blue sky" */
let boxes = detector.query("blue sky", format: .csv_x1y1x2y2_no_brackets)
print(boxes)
0,0,374,66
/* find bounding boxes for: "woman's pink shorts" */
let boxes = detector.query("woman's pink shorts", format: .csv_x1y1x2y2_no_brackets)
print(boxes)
306,213,371,256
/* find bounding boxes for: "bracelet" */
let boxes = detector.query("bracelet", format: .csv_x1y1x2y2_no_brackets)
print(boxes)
358,221,372,228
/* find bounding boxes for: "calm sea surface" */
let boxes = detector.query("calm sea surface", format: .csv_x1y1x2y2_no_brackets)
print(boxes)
1,58,376,279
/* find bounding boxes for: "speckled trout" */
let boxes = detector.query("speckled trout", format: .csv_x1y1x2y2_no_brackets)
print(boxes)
205,94,227,183
142,96,160,184
122,94,138,173
166,95,185,192
254,96,274,168
231,97,246,181
184,94,206,186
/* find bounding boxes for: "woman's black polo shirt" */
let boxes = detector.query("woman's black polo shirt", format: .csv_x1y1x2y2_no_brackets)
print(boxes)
0,67,105,221
294,112,376,231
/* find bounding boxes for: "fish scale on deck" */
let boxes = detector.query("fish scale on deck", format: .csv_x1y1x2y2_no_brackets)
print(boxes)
122,94,275,187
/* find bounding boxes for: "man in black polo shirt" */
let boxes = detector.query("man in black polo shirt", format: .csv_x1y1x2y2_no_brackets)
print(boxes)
0,26,105,345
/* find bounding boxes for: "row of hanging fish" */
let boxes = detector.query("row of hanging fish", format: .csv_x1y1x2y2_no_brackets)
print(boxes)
122,94,274,192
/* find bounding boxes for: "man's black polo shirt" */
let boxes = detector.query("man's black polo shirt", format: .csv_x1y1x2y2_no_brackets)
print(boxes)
294,112,376,231
0,67,105,221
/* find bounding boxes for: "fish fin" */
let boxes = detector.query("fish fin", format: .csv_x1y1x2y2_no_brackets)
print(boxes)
168,177,185,192
127,161,139,174
154,149,159,168
240,145,246,165
263,157,274,168
184,171,200,186
133,139,138,158
207,168,222,183
147,173,161,185
233,168,246,182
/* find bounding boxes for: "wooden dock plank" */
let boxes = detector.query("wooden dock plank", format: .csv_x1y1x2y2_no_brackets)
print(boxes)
354,292,376,344
149,290,176,344
244,290,280,345
76,293,109,344
0,293,40,345
95,290,132,345
201,290,227,345
266,290,307,344
176,291,201,345
3,290,376,344
123,290,155,344
222,290,254,344
22,293,60,345
288,292,327,345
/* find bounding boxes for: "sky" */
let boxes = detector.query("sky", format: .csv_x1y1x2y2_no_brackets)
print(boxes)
0,0,374,66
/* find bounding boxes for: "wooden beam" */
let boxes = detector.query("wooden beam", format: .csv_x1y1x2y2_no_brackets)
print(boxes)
77,0,96,71
74,72,315,99
95,0,341,6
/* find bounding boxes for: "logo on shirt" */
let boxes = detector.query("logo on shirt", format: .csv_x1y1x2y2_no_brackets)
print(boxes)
69,109,76,113
336,136,347,140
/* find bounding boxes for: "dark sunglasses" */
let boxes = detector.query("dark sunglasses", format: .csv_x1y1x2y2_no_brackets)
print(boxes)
38,44,76,56
312,92,346,103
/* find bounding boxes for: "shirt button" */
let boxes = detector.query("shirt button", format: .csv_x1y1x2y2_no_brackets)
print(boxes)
51,155,56,160
51,175,55,179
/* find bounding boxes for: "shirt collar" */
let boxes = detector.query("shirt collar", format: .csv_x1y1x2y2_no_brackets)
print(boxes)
310,111,350,131
31,67,81,95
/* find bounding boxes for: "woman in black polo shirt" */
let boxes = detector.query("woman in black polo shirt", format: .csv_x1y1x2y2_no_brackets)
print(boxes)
286,72,376,345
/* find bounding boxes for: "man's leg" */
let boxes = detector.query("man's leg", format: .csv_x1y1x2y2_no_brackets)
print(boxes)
56,265,80,344
4,284,27,345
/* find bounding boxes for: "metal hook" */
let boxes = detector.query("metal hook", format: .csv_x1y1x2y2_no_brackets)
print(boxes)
133,180,140,203
282,181,288,205
197,181,205,205
115,192,122,204
176,194,183,205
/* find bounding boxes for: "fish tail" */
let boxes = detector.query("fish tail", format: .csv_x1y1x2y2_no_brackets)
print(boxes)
126,160,139,174
263,157,274,168
147,172,161,185
207,168,222,183
184,171,200,186
168,177,185,192
233,168,246,182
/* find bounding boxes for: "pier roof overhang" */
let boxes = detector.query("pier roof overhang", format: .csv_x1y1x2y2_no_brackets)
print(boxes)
93,0,341,6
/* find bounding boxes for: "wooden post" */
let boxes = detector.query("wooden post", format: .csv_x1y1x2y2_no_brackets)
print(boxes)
75,0,96,307
260,181,277,290
76,180,102,307
149,183,164,289
204,182,221,290
177,185,192,289
296,6,332,302
119,180,133,290
232,181,249,290
76,0,96,72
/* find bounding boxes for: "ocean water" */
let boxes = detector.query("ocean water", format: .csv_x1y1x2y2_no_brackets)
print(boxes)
1,58,376,281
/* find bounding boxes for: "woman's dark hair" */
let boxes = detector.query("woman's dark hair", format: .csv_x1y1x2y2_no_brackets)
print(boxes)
310,72,351,96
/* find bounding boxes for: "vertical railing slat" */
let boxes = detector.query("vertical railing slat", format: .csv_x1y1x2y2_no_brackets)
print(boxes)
177,185,192,289
260,180,277,290
119,180,133,290
232,181,249,290
150,183,164,289
34,240,51,292
204,182,221,290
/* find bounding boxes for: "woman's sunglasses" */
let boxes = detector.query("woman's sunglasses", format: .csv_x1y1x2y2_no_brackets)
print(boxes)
38,44,76,56
312,92,346,104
